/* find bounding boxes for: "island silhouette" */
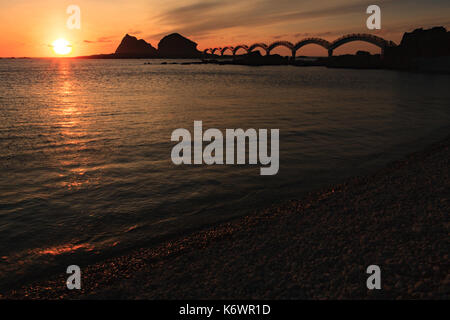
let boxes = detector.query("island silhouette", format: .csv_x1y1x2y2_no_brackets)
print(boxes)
82,33,202,59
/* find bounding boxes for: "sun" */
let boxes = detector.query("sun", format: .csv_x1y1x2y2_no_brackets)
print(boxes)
52,38,72,55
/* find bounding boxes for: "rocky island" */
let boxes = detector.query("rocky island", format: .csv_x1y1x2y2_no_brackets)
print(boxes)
157,33,201,58
77,33,201,59
114,34,157,58
384,26,450,73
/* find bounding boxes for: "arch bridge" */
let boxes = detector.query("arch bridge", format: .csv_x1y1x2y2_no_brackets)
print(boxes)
203,33,396,58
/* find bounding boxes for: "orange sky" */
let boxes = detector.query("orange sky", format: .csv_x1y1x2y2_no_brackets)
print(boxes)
0,0,449,57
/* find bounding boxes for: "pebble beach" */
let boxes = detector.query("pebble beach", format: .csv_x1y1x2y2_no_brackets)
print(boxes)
3,134,449,300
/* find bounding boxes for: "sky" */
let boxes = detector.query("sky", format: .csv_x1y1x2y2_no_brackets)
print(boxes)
0,0,449,57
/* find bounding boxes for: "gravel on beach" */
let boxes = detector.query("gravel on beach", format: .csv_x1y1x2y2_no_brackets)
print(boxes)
3,136,450,300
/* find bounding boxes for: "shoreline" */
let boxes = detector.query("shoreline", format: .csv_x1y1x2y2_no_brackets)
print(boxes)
2,133,449,299
4,57,450,74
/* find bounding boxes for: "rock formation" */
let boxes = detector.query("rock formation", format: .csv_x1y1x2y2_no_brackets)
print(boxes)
157,33,201,58
115,34,157,57
398,27,450,58
384,27,450,71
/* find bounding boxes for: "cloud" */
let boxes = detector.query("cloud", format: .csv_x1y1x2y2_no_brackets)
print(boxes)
155,1,228,23
83,36,115,44
149,0,399,39
127,30,142,35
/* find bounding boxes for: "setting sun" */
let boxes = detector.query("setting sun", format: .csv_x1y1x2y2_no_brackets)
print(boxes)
52,38,72,55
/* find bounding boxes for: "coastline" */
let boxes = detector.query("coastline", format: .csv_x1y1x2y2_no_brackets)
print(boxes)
3,57,450,74
2,133,449,300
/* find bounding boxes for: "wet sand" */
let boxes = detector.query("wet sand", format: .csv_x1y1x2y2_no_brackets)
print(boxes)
3,135,449,299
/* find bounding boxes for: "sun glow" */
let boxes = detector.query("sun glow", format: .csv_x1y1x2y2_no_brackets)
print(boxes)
52,38,72,55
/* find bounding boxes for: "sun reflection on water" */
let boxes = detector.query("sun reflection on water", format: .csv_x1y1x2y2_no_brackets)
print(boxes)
36,243,95,256
50,60,98,191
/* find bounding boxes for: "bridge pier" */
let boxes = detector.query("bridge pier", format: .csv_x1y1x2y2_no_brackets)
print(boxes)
291,50,296,60
328,49,333,57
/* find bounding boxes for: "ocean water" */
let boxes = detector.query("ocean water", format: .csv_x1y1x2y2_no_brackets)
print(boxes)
1,58,450,288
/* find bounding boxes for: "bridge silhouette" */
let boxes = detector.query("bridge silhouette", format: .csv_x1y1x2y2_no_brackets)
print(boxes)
203,34,397,58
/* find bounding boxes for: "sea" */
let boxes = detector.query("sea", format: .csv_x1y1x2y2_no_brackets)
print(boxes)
1,58,449,288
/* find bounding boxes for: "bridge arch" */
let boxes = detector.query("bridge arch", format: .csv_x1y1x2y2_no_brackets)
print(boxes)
329,33,397,56
221,46,234,56
232,45,249,56
210,48,222,55
267,41,295,56
294,38,330,53
248,43,269,55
